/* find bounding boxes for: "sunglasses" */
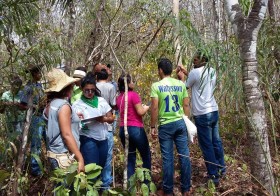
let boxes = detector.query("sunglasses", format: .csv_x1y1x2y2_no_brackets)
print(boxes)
84,89,95,94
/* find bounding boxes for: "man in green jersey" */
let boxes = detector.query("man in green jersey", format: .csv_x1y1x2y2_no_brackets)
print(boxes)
150,58,191,196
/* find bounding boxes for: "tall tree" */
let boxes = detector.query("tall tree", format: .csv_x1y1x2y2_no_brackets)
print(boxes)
226,0,275,195
173,0,182,66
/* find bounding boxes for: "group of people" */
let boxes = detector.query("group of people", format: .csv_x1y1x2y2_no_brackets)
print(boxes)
0,51,226,195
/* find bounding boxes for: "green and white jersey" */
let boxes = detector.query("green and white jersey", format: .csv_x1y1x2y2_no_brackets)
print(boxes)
151,77,188,125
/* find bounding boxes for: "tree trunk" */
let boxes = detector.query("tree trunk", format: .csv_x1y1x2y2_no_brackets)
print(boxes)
123,76,129,189
65,0,76,72
12,97,33,196
241,42,274,194
226,0,275,194
173,0,182,66
85,0,104,68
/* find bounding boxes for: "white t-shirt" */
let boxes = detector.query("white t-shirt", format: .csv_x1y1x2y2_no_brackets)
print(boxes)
186,66,218,116
72,97,111,141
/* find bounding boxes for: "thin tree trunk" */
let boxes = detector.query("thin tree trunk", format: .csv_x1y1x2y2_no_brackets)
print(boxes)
123,76,128,189
12,97,33,195
65,0,76,73
173,0,182,66
200,0,206,40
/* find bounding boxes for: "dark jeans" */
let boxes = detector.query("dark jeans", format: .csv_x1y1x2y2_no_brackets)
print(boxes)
158,119,191,194
31,115,46,176
194,111,226,181
80,135,108,168
119,126,151,180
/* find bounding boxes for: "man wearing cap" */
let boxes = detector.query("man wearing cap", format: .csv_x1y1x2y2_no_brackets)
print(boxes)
20,65,46,176
71,67,87,104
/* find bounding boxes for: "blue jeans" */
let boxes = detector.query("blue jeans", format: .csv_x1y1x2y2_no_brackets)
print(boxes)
80,135,108,168
158,119,191,194
194,111,226,181
30,115,46,176
119,126,151,180
101,131,114,189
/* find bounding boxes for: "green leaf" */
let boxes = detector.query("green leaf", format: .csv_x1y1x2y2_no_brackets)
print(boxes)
85,163,99,173
86,170,101,180
73,177,79,191
108,189,119,195
149,182,157,193
144,171,151,181
136,168,144,182
93,179,103,188
67,162,78,173
242,164,247,171
31,153,44,174
65,171,77,185
129,186,137,195
141,183,149,196
128,173,136,188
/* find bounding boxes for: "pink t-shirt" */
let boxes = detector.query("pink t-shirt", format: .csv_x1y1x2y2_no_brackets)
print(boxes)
116,91,143,127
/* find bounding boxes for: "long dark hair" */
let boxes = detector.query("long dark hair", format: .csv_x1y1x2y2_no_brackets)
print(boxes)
46,84,74,102
81,72,101,96
118,73,133,93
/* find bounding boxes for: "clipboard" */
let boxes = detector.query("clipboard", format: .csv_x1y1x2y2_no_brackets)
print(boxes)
81,114,103,124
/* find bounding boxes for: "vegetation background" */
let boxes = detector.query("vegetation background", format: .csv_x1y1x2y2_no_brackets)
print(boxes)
0,0,279,195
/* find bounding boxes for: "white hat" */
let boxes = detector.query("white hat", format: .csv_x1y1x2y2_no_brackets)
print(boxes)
45,68,79,92
73,70,86,79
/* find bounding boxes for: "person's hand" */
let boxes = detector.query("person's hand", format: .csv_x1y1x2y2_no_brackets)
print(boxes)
178,65,188,75
177,71,185,81
76,112,84,120
142,104,150,111
77,160,85,173
151,127,158,140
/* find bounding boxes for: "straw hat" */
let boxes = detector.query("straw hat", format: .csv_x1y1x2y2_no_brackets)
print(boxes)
45,68,79,93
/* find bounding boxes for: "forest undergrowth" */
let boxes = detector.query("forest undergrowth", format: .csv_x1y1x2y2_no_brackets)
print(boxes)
20,110,279,196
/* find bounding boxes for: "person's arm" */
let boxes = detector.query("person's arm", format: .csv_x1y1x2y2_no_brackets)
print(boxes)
58,105,85,173
109,86,117,110
183,97,190,117
176,65,188,82
150,97,158,139
134,103,149,116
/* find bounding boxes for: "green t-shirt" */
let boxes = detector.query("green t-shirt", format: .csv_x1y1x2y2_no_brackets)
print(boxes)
150,77,188,125
1,90,26,123
71,85,82,104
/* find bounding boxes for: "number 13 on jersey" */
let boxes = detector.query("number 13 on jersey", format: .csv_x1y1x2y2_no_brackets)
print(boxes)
164,95,180,112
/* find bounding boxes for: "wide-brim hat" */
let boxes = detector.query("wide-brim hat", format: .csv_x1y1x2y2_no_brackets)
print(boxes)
45,68,79,93
73,70,86,79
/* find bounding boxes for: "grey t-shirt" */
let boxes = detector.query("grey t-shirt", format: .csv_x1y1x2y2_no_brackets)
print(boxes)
45,99,80,153
96,81,117,107
97,81,117,132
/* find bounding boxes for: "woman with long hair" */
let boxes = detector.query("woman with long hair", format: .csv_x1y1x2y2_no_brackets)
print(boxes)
44,68,84,173
116,73,151,179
